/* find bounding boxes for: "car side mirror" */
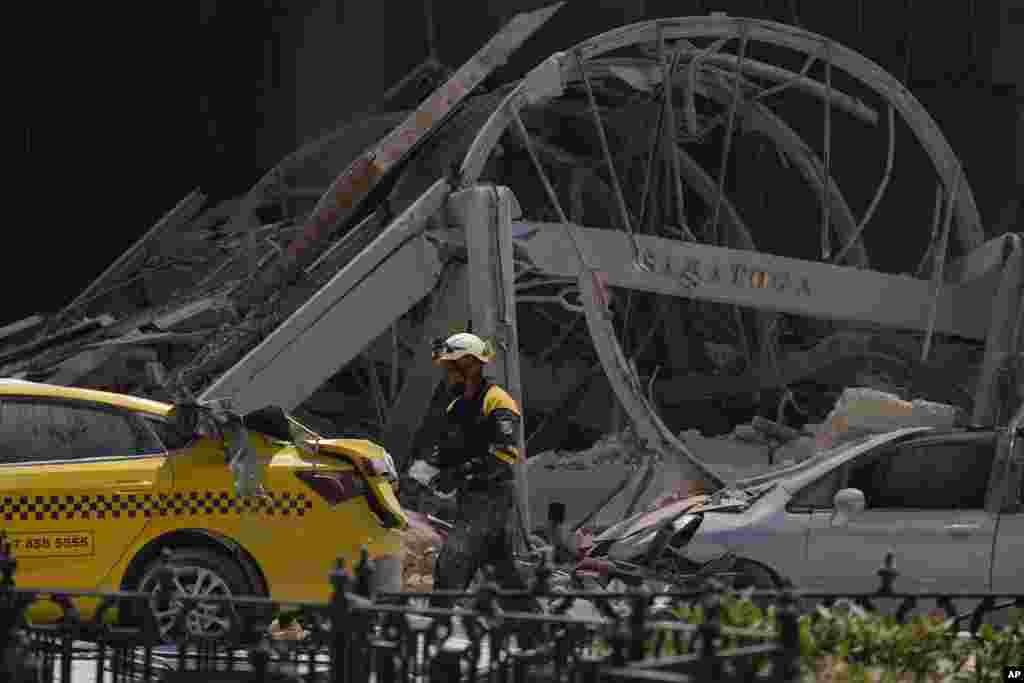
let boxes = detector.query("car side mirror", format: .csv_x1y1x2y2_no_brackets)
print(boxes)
831,488,866,527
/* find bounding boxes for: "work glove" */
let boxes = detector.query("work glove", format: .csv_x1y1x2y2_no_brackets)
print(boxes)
408,459,440,488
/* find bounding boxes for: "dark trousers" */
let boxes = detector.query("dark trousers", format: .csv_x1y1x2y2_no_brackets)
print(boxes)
432,483,540,615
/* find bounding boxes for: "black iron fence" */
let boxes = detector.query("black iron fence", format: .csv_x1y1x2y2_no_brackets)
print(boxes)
1,537,1021,683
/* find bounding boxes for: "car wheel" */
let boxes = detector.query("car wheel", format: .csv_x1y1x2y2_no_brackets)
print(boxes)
135,549,252,642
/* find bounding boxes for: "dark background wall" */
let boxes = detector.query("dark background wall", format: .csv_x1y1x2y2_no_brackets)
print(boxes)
9,0,1020,327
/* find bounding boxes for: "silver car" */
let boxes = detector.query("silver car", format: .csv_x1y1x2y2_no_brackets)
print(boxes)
613,407,1023,595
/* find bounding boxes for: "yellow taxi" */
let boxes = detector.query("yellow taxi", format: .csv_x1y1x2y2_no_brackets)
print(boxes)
0,379,407,637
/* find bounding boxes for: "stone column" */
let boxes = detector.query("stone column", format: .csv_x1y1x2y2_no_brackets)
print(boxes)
447,185,532,538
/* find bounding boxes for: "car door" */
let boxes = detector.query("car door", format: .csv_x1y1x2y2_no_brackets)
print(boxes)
804,435,998,593
782,465,846,587
991,417,1023,593
0,397,172,590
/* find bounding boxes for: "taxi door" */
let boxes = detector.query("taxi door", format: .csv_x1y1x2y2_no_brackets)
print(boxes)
0,398,172,590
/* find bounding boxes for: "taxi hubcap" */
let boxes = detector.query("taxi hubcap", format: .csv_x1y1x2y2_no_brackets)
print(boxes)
140,566,235,640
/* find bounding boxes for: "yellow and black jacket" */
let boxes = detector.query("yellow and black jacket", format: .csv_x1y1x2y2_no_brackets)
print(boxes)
431,379,521,489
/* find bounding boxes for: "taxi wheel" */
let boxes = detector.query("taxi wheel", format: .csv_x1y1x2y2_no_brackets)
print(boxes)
135,549,253,643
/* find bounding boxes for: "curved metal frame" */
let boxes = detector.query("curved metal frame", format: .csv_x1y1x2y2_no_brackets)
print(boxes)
456,15,984,490
461,16,982,251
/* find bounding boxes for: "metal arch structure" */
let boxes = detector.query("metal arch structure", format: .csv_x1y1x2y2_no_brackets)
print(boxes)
461,14,985,251
196,13,1019,503
451,14,1007,486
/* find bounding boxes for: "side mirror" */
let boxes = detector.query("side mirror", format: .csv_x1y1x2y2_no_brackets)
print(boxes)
831,488,866,527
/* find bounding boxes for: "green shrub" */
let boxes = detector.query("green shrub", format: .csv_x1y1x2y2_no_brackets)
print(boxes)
626,591,1024,682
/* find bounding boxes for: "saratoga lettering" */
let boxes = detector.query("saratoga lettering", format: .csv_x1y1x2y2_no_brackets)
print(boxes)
647,249,813,296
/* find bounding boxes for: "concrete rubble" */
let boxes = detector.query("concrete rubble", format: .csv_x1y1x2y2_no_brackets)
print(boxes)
3,7,1017,570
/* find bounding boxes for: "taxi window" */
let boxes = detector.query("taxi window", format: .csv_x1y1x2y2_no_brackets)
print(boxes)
0,399,154,463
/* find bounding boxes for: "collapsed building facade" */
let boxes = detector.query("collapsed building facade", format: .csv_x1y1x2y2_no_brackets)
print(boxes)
3,7,1021,532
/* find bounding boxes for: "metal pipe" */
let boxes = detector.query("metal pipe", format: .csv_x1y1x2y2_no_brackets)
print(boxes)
510,104,594,274
684,36,732,136
638,80,667,231
575,50,646,269
834,105,895,265
710,25,748,244
922,165,962,362
659,26,691,240
753,53,816,103
916,183,945,278
821,42,833,260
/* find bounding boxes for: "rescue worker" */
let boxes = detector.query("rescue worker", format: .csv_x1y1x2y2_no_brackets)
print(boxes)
419,332,541,619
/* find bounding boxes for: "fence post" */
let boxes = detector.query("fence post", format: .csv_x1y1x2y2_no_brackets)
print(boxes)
698,583,723,682
774,587,801,683
627,589,648,663
608,616,630,669
249,641,272,681
329,557,353,683
0,532,36,683
861,551,899,614
431,644,464,682
876,552,898,595
355,546,377,600
531,552,553,597
0,532,15,656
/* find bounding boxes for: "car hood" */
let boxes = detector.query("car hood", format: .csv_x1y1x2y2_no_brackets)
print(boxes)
593,489,753,543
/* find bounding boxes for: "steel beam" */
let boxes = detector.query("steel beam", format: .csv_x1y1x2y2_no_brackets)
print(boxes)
513,222,998,342
199,179,451,414
235,2,564,311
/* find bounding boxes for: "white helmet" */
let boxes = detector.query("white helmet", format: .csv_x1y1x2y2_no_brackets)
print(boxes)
431,332,494,365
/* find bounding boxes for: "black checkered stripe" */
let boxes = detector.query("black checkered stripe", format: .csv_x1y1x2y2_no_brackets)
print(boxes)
1,491,314,522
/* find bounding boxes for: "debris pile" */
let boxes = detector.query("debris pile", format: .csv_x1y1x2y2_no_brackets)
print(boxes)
816,388,966,450
399,512,444,590
2,9,1013,567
